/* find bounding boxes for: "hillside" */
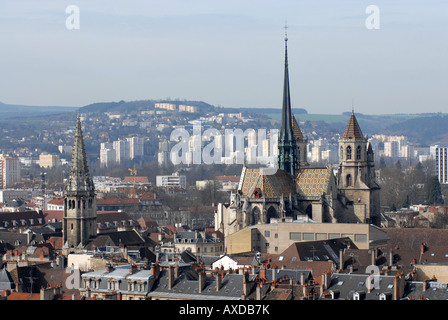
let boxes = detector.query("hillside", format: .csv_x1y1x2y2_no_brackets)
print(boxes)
0,102,78,119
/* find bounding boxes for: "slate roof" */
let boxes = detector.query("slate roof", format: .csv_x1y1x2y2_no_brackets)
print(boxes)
280,237,357,265
0,268,14,290
81,264,154,295
0,211,45,228
326,273,397,300
148,269,242,300
402,281,448,300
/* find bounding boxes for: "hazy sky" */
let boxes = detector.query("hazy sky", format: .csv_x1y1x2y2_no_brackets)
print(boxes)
0,0,447,114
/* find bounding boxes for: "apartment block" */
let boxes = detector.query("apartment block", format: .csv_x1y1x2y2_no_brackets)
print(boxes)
0,155,21,189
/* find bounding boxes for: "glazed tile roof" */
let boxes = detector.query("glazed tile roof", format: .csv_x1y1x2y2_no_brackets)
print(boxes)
240,168,296,198
295,167,333,199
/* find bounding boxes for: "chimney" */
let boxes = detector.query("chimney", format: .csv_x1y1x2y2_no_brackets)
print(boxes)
72,294,77,300
323,272,331,290
243,271,250,297
199,271,206,293
256,283,262,300
349,264,354,273
371,249,375,266
389,248,393,266
40,286,54,300
174,264,180,278
216,273,222,292
168,265,175,290
260,266,266,280
339,249,344,270
151,263,161,279
302,284,307,297
423,280,427,292
271,268,277,283
421,243,426,254
300,273,305,285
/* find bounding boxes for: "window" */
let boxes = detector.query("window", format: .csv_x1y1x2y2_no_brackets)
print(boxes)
264,230,270,238
340,146,343,160
346,174,352,187
303,233,314,241
290,232,301,241
346,146,352,160
329,233,341,239
316,233,327,240
356,145,362,160
354,234,367,242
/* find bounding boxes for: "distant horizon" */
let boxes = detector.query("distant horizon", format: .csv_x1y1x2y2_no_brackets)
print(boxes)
1,99,447,117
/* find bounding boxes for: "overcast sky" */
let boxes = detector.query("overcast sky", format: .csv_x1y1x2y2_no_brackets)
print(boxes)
0,0,447,114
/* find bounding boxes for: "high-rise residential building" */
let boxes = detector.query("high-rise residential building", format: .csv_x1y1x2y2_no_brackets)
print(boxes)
126,137,144,159
100,137,144,167
0,155,21,189
384,140,400,158
435,147,448,184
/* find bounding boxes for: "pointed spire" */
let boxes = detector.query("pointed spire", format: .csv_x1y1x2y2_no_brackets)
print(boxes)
280,26,294,142
66,115,95,195
278,24,298,178
342,112,364,140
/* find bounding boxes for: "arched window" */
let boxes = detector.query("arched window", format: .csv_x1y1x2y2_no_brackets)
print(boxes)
356,145,362,160
340,146,343,160
346,146,352,160
346,174,352,187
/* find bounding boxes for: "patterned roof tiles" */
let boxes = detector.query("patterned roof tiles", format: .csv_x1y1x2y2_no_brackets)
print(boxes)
295,167,332,199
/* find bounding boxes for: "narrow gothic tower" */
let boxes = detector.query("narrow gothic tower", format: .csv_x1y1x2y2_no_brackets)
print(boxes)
63,115,97,249
278,32,298,178
338,111,380,225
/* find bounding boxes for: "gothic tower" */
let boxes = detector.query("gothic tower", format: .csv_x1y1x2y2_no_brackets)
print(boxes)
63,115,97,249
337,111,380,225
278,30,298,178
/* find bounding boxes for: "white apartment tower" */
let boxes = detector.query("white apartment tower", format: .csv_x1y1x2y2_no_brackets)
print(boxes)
0,155,21,189
435,147,448,184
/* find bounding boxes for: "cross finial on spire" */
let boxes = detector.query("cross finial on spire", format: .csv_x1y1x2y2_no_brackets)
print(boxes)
284,21,288,41
351,98,355,114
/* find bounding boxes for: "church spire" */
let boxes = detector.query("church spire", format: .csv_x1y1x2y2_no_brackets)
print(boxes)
66,114,95,195
278,25,298,177
63,115,97,250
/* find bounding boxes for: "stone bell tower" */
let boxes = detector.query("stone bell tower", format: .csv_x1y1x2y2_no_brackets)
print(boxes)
63,115,97,250
337,111,380,225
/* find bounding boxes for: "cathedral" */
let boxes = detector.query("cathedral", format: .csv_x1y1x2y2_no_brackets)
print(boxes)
216,33,381,238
